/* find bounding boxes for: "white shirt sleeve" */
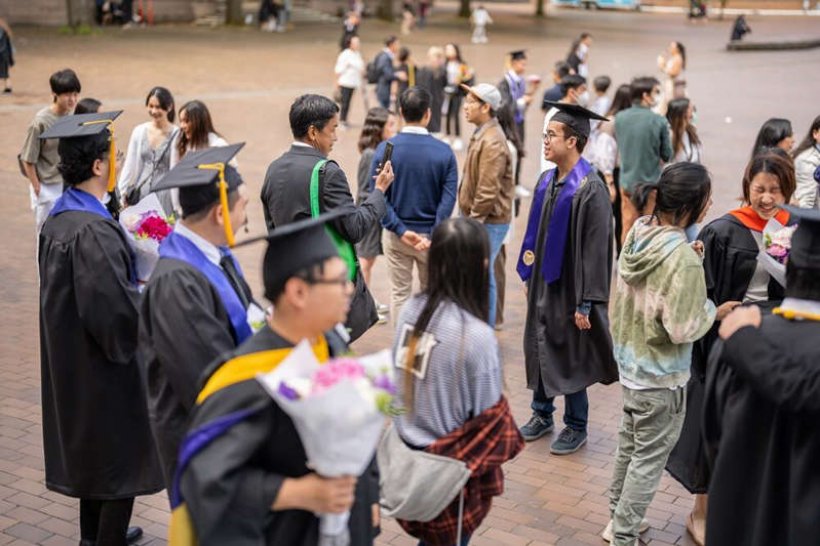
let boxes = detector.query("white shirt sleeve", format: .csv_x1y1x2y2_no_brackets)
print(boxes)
117,123,146,195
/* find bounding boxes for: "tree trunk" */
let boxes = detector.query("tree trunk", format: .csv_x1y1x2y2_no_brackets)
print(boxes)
535,0,545,17
65,0,94,27
719,0,728,20
458,0,471,18
377,0,394,21
225,0,244,25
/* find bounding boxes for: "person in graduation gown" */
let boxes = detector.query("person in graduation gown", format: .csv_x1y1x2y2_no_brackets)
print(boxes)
171,213,379,546
701,205,820,546
516,102,618,456
665,148,796,544
138,144,261,491
38,112,163,546
497,50,538,190
260,93,395,342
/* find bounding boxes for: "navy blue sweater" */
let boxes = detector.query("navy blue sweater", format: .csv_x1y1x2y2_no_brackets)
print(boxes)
370,131,458,236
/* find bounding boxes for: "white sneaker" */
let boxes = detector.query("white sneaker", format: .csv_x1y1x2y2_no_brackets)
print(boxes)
451,138,464,152
601,519,650,543
515,185,532,198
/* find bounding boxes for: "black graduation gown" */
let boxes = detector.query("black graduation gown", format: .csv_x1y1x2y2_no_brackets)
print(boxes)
702,316,820,546
38,210,163,499
523,170,618,397
138,258,242,490
666,213,786,493
497,77,525,143
181,327,380,546
416,66,446,134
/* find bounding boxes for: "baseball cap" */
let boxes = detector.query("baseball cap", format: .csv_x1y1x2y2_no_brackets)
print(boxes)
459,83,503,111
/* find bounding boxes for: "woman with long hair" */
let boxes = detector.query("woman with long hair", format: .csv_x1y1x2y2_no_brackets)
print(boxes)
442,43,474,151
170,100,230,166
751,117,794,158
586,83,632,253
392,217,522,546
566,32,592,78
118,86,178,213
356,107,398,322
666,98,702,164
793,114,820,208
666,149,797,546
656,41,686,114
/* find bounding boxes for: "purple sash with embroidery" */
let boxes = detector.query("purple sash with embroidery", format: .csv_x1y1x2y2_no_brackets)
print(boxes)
517,158,592,284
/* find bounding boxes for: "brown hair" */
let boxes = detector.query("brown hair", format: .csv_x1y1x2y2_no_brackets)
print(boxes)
741,148,796,204
177,100,220,160
357,107,392,153
666,98,700,157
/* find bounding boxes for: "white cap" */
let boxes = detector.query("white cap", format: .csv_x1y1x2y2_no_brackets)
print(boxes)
459,83,503,111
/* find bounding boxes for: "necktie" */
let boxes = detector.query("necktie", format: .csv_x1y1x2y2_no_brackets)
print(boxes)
219,250,252,310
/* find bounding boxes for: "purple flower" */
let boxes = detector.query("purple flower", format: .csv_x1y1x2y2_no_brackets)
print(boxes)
373,375,397,395
278,381,300,401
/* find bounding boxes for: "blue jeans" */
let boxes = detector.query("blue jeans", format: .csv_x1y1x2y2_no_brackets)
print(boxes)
484,223,509,327
531,377,589,432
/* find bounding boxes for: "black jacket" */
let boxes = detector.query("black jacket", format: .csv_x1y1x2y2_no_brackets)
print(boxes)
260,144,385,341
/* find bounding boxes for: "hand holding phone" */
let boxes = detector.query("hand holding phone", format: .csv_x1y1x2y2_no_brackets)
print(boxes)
382,142,394,169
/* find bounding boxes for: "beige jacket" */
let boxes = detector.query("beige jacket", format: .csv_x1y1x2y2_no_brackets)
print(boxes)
458,118,513,224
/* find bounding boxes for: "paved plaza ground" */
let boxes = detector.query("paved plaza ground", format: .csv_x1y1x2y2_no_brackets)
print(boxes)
0,5,817,545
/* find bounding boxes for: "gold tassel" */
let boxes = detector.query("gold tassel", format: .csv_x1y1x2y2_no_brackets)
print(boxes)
197,163,235,247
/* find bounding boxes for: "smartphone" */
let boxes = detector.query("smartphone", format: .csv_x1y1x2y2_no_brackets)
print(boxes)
383,142,394,165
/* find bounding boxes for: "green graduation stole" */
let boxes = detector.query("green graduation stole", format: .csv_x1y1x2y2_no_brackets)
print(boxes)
310,159,358,281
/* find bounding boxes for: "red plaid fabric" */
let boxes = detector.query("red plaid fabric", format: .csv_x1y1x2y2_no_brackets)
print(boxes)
397,396,524,546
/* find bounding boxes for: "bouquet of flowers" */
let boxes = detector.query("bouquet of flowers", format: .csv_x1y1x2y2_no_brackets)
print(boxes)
256,341,396,546
119,194,174,283
757,219,796,287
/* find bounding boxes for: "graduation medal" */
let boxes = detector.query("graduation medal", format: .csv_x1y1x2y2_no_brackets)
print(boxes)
522,250,535,266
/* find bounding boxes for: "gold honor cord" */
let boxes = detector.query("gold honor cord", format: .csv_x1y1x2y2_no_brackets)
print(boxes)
80,119,118,192
773,307,820,322
197,163,235,247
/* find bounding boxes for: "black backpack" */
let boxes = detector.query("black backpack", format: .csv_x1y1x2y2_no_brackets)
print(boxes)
366,52,384,85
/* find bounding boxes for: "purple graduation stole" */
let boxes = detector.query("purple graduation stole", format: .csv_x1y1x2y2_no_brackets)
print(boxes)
506,73,525,125
517,157,592,284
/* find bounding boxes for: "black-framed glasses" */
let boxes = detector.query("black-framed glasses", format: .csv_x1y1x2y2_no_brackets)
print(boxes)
299,272,352,288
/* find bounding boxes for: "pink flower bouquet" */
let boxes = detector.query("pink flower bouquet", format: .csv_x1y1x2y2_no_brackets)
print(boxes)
119,194,174,283
256,342,396,546
758,220,796,287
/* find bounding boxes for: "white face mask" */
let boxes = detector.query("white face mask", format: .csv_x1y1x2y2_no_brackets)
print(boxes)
576,90,590,107
649,90,662,107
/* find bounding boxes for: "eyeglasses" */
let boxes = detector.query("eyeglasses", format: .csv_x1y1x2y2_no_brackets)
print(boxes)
543,131,565,141
300,272,352,289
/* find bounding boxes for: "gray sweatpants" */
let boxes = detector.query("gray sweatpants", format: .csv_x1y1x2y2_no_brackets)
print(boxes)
608,386,686,546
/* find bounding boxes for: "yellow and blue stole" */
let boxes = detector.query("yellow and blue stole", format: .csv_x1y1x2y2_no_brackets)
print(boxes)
168,336,329,546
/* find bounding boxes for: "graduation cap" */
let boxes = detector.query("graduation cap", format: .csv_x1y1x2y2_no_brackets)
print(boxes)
781,205,820,271
508,50,527,61
543,101,608,139
235,211,345,302
40,111,122,193
153,143,245,247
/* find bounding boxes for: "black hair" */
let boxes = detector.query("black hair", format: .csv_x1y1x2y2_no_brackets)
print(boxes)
179,165,243,220
794,115,820,158
385,35,398,47
593,75,611,94
653,162,712,227
496,101,524,157
146,86,176,123
785,264,820,301
554,61,572,79
398,46,411,63
630,76,660,103
607,84,632,117
358,107,393,153
289,94,340,139
398,87,431,123
559,74,586,98
567,32,592,59
49,69,81,96
445,43,464,63
402,217,489,413
666,98,701,157
74,98,101,115
742,148,796,204
57,132,110,186
673,41,687,70
177,100,222,160
751,118,793,158
342,34,354,50
269,262,327,304
562,123,588,154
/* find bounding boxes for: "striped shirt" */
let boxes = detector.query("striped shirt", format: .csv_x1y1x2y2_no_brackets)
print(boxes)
393,295,503,447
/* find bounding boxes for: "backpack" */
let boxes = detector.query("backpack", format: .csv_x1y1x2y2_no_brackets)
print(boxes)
366,52,384,85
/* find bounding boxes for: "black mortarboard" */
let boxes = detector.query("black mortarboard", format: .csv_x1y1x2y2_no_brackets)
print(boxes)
40,111,123,192
509,50,527,61
235,212,344,302
544,100,608,139
153,143,245,245
782,206,820,271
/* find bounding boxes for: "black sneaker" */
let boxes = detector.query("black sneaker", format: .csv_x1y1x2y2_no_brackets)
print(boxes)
126,526,143,544
550,427,587,455
519,413,554,441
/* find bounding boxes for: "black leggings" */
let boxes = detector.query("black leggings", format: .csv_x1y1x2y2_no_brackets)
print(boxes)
445,93,462,137
339,86,355,123
80,498,135,546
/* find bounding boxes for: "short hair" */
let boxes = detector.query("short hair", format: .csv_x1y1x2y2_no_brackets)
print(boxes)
57,132,110,186
50,69,81,95
654,162,712,227
593,75,611,94
145,86,176,123
289,94,340,139
181,186,242,222
74,98,101,114
741,148,796,204
562,123,588,154
630,76,660,102
398,46,411,63
269,261,327,305
554,61,573,79
559,75,587,98
385,35,398,47
398,87,431,123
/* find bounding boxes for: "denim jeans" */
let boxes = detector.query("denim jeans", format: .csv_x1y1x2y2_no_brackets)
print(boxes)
531,377,589,432
484,223,509,327
609,386,686,546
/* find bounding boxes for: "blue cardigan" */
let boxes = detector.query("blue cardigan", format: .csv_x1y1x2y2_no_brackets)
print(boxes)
370,131,458,236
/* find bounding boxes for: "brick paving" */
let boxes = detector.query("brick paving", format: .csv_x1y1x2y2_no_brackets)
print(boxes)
0,5,817,545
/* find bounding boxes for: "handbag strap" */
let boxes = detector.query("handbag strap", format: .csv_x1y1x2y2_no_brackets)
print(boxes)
309,159,328,217
132,128,177,195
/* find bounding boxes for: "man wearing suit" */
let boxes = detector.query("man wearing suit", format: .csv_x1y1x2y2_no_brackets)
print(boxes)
261,94,394,340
